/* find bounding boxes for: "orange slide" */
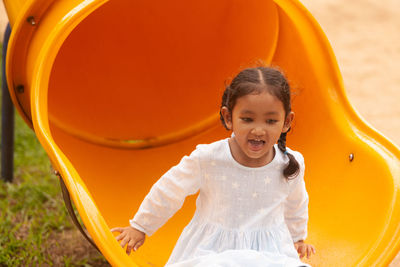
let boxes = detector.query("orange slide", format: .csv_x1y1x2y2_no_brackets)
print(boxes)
4,0,400,266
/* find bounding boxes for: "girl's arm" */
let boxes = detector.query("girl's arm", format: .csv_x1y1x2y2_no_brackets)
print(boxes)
284,153,315,258
284,153,309,243
129,147,202,237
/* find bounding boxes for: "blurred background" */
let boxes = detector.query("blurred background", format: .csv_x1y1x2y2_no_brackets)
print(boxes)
0,4,6,42
0,0,399,266
302,0,400,146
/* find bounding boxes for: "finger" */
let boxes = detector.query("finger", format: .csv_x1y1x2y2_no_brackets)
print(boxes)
312,246,316,254
116,232,126,242
307,247,311,258
111,227,123,233
299,247,306,258
120,236,130,248
302,247,307,258
126,240,135,255
296,245,301,255
134,240,144,251
126,240,136,255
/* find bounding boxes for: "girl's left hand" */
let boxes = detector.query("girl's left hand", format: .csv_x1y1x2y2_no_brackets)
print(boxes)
294,240,316,259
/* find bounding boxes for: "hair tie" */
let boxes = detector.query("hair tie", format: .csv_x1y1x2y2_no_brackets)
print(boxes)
283,150,288,155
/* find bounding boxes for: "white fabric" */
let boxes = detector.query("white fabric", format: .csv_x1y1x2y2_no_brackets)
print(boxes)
130,138,310,267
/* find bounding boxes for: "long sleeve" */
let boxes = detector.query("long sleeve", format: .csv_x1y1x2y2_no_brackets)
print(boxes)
284,153,309,242
129,147,201,236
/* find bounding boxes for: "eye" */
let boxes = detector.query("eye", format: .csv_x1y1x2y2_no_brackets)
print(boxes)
240,117,253,122
266,119,278,124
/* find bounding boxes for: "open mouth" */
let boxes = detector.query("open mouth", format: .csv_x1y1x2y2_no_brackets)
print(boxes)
248,139,265,151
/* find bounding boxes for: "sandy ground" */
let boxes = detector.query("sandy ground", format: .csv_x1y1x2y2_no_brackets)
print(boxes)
0,3,7,42
0,0,398,265
301,0,400,147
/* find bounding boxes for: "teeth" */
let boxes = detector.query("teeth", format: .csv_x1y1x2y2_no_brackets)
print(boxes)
249,139,265,143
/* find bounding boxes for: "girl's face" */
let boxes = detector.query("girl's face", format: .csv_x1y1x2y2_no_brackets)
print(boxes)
221,91,294,167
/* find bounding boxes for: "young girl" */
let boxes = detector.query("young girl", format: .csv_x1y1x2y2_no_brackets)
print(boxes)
111,66,316,266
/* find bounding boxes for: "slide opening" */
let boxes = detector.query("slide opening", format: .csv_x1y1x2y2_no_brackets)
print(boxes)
36,0,399,265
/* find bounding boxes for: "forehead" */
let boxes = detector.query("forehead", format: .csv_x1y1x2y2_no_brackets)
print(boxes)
234,92,285,115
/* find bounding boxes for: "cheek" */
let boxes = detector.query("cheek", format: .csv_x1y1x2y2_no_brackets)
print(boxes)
269,124,285,138
232,126,248,140
233,122,250,133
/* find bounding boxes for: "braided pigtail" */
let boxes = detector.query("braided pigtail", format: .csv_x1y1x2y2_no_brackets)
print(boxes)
277,128,300,180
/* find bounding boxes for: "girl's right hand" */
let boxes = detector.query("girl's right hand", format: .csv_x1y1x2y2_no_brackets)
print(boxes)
111,226,146,255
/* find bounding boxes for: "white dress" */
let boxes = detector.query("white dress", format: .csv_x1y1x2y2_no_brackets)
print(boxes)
130,138,310,267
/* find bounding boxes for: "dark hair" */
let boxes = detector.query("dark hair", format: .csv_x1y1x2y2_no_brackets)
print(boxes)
219,66,300,179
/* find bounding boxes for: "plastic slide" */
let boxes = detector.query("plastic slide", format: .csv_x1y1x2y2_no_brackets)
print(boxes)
4,0,400,266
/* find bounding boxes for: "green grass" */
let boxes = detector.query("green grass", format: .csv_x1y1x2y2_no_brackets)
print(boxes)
0,46,109,266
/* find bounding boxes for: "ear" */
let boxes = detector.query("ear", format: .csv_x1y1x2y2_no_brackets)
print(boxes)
220,106,233,130
282,111,294,133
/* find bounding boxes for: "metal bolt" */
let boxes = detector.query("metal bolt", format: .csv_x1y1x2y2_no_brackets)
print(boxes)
27,16,36,26
16,85,24,93
349,153,354,162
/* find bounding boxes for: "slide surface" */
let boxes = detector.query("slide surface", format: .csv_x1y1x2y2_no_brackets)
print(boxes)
5,0,400,266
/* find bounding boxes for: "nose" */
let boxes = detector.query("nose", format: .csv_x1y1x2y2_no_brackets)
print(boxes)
251,125,266,136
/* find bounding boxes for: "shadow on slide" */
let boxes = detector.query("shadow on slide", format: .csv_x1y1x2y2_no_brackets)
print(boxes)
4,0,400,265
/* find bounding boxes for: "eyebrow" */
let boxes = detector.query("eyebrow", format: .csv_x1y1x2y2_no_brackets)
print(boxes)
240,110,279,115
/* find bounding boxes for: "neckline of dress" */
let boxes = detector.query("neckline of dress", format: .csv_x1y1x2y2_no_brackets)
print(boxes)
223,138,280,171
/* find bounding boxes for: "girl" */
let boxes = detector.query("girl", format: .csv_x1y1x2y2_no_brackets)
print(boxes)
111,66,315,266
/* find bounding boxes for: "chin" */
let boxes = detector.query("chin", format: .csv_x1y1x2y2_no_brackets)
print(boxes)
246,151,267,159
